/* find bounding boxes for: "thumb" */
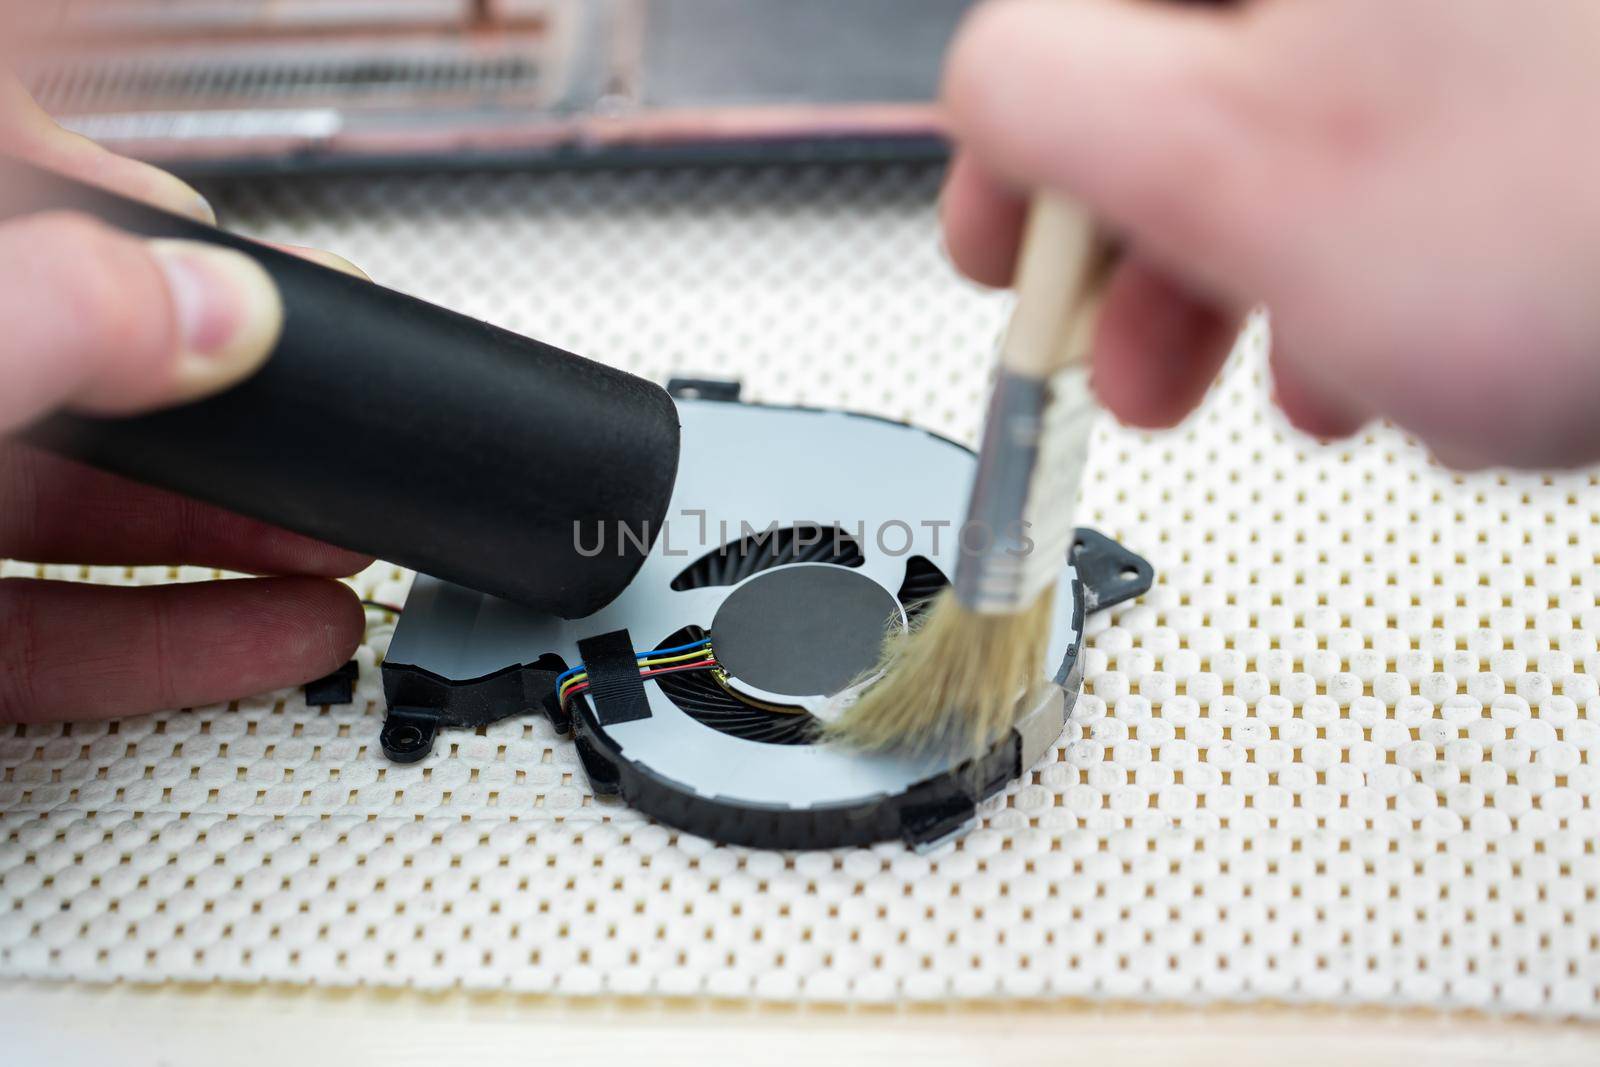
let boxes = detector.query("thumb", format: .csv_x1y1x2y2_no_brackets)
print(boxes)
0,212,282,434
943,0,1268,298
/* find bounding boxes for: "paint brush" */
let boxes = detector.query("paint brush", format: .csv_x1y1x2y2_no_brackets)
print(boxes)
830,195,1117,755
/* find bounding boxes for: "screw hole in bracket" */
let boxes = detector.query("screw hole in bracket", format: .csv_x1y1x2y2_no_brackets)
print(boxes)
380,709,440,763
1070,527,1155,614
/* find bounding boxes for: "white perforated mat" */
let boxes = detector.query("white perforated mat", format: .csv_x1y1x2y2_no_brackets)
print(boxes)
2,164,1598,1017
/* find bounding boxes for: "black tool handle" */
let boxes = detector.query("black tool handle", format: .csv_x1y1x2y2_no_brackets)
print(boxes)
1,157,681,617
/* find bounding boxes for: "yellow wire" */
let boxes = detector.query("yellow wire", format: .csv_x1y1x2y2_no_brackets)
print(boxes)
638,647,717,669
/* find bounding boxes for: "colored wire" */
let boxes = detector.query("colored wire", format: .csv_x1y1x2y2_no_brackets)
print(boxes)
360,599,405,615
640,662,719,682
558,673,589,702
560,646,716,703
637,647,718,669
560,658,720,708
557,648,714,698
554,637,711,692
558,654,714,704
564,660,718,698
646,638,714,658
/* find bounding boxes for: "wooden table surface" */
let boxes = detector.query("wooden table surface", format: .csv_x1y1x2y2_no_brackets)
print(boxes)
3,980,1597,1066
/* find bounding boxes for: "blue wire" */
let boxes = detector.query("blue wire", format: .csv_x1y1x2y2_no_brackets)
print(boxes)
554,637,710,690
645,638,713,658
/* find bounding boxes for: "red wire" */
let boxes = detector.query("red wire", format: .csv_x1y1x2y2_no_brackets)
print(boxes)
639,661,719,682
561,659,719,707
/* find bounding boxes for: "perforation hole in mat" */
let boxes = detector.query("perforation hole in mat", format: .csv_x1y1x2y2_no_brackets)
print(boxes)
2,164,1598,1016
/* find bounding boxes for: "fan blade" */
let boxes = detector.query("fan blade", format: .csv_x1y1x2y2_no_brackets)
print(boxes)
670,524,865,591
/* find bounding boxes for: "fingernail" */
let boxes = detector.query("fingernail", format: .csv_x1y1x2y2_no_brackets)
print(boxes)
184,188,218,226
144,169,216,224
151,240,283,401
153,171,217,225
268,242,371,281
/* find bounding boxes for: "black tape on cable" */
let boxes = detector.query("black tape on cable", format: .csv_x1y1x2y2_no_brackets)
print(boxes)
576,629,651,726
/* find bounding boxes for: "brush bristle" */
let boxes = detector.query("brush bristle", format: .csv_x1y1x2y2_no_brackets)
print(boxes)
826,587,1056,757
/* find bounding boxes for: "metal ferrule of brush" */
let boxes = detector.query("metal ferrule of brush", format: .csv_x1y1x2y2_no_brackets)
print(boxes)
954,368,1051,615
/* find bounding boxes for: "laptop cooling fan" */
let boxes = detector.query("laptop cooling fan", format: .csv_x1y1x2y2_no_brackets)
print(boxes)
379,382,1152,850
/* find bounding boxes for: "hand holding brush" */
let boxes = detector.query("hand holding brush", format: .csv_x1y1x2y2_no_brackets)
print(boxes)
831,0,1231,756
835,0,1600,755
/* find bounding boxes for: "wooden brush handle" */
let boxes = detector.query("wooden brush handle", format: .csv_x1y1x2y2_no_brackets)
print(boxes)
995,0,1233,377
999,196,1118,378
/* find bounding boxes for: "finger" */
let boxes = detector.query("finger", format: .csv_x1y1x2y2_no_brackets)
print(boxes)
1424,441,1493,473
0,443,373,576
1268,340,1369,440
942,0,1268,296
0,212,282,434
0,76,215,223
0,576,364,724
265,242,371,281
939,151,1027,287
1090,257,1240,428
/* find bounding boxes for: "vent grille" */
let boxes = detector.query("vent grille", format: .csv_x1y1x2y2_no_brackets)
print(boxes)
26,45,549,114
896,555,949,622
670,524,866,592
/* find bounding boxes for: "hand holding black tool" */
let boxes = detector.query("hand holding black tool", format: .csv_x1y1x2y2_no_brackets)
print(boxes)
1,156,682,619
